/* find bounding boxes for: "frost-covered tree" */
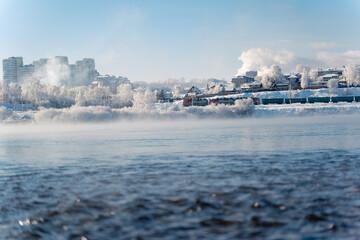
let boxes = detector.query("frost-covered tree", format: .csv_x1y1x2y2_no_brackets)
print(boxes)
172,84,184,98
0,81,8,102
327,78,339,93
46,85,60,98
74,86,111,106
205,83,223,94
258,65,283,89
309,69,319,82
133,89,155,110
112,84,134,108
343,64,360,86
22,78,49,106
156,89,165,100
300,71,311,89
8,83,22,103
74,86,88,106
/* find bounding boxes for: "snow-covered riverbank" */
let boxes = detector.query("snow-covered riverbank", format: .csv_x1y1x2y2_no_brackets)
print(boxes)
1,100,360,123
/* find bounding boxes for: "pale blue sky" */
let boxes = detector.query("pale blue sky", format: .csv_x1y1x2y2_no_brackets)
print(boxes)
1,0,360,82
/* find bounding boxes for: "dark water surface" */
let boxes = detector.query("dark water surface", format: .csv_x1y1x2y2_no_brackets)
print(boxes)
1,116,360,239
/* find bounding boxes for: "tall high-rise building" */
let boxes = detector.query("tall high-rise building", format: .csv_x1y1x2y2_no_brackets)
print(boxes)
2,56,96,86
73,58,95,86
2,57,23,83
82,58,96,85
68,64,77,86
55,56,68,65
18,64,35,82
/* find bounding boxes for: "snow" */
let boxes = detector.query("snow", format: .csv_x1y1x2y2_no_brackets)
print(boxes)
212,87,360,99
2,87,360,123
322,73,339,78
253,102,360,117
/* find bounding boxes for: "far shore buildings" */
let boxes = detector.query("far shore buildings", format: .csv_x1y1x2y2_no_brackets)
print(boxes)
2,56,96,87
2,57,23,84
232,68,345,90
91,73,130,94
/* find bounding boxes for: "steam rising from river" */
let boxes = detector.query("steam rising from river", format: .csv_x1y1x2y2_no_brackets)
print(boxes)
29,98,254,123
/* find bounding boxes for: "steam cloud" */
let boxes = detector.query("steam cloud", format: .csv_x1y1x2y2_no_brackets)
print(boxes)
35,58,70,86
27,98,255,123
236,48,295,76
236,48,360,77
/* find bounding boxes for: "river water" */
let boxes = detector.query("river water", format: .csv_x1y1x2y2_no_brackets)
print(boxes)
1,116,360,239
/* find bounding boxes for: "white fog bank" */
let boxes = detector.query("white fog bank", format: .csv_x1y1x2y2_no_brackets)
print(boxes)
2,99,360,124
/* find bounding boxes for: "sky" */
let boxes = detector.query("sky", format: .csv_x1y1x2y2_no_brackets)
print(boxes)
1,0,360,82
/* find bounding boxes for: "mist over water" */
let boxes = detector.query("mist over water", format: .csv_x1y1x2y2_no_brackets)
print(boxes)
1,116,360,239
3,100,360,124
0,98,257,123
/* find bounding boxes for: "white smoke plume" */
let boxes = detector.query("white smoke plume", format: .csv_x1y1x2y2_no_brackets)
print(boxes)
295,64,310,74
236,48,295,76
34,58,70,86
236,48,360,77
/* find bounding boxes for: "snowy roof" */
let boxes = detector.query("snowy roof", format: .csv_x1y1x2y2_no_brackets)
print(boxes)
322,73,339,78
289,74,299,78
187,86,202,95
241,81,261,88
250,80,262,86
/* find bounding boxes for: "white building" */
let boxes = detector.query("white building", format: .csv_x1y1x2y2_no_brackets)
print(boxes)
18,64,35,82
55,56,68,65
320,73,339,81
317,68,343,77
2,56,104,87
74,58,96,86
2,57,23,83
91,74,130,93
